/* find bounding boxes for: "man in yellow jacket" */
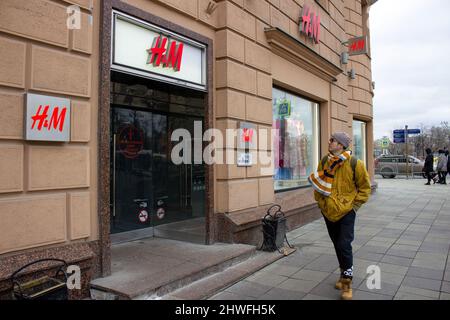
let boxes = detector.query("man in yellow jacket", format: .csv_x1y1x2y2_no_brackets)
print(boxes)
308,132,371,300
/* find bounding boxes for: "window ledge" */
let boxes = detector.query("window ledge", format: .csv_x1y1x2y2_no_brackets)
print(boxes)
265,27,343,83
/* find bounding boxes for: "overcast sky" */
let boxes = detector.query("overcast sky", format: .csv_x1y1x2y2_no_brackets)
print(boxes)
370,0,450,140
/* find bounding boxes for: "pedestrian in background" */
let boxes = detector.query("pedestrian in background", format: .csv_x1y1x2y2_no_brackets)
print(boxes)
423,148,434,185
446,150,450,180
437,149,448,184
308,132,371,300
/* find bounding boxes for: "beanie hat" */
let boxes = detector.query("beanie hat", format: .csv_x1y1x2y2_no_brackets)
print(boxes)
331,132,352,149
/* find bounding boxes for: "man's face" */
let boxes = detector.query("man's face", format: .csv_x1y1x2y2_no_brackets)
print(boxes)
328,137,344,154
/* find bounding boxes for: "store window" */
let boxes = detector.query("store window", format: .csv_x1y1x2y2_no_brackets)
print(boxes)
353,120,367,165
273,87,320,191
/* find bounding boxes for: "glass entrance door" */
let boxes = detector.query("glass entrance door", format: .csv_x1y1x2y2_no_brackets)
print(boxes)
111,107,155,236
110,107,205,243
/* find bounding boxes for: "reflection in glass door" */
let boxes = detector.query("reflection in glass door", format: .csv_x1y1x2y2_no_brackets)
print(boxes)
110,107,205,243
111,108,155,236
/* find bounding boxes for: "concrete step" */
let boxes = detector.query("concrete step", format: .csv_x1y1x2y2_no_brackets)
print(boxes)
157,250,286,300
89,239,261,300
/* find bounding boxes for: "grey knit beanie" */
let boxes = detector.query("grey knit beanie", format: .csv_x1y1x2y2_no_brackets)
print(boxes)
331,132,352,149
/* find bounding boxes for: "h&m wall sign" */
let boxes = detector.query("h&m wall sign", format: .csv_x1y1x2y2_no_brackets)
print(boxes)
25,93,71,142
299,5,321,44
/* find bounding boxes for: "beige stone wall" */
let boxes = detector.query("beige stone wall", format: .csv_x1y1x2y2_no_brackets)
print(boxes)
0,0,99,255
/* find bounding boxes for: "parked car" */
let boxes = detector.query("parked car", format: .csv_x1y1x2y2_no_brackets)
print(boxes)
374,155,426,178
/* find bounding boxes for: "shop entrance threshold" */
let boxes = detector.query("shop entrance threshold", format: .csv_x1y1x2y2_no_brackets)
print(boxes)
90,238,283,300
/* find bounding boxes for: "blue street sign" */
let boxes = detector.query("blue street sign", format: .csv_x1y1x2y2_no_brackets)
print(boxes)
407,129,421,134
393,132,405,138
394,137,405,143
393,129,406,134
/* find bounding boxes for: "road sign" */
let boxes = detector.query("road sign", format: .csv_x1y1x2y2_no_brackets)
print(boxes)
381,138,390,148
407,129,421,135
393,137,405,143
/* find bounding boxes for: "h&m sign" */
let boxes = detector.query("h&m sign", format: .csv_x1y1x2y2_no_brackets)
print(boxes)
25,93,71,142
147,36,184,72
299,5,321,44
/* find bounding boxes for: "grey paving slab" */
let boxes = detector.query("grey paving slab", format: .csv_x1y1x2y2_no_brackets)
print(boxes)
357,281,400,296
352,290,393,300
441,281,450,294
440,292,450,300
308,282,341,299
380,255,413,267
257,287,307,300
301,293,333,300
401,276,442,291
406,267,444,281
225,281,272,298
394,292,433,300
303,254,339,273
276,278,319,293
210,291,254,300
245,272,288,287
397,285,440,299
385,248,417,259
290,269,330,282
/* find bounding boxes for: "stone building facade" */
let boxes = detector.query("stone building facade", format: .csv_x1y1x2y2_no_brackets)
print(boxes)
0,0,376,298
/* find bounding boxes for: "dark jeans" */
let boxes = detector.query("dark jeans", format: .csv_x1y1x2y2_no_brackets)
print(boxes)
439,171,447,184
323,210,356,274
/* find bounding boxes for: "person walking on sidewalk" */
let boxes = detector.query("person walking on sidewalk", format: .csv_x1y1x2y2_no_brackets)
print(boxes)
437,149,448,184
308,132,371,300
423,148,434,185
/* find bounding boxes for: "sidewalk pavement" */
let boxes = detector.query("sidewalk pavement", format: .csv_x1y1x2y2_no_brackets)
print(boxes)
209,178,450,300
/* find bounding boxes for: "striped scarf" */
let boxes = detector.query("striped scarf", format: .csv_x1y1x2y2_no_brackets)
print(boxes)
308,150,352,197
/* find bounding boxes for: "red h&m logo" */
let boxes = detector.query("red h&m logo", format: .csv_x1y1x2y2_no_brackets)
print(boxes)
147,35,184,71
347,36,367,56
299,5,320,44
242,128,254,143
31,105,67,132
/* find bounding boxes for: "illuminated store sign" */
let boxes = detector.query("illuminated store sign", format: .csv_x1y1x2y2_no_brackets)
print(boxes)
112,12,206,91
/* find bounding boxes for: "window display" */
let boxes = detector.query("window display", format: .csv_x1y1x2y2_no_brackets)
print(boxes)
273,88,320,191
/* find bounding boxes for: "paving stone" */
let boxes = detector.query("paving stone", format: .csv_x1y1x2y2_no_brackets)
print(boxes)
358,245,389,254
290,269,330,282
396,285,440,299
210,291,254,300
394,292,433,300
378,272,406,286
261,264,301,277
302,293,333,300
385,248,417,259
245,272,288,287
406,267,444,281
257,287,307,300
441,281,450,294
380,255,413,267
354,251,384,262
401,276,442,291
225,280,272,298
303,255,339,272
308,282,341,299
377,263,409,275
352,290,393,300
276,278,319,293
411,259,446,271
440,293,450,300
358,281,400,296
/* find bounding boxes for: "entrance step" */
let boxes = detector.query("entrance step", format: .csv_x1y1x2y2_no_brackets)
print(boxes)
90,238,274,300
159,250,284,300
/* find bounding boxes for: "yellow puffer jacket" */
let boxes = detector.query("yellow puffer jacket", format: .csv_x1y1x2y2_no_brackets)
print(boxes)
314,156,371,222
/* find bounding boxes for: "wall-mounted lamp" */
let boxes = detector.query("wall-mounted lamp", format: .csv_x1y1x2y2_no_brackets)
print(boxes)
341,52,349,65
348,69,356,80
372,81,376,90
